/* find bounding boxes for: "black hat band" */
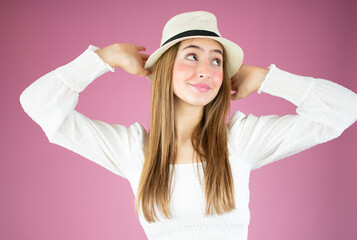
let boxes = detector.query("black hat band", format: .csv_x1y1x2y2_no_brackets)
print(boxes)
161,30,220,47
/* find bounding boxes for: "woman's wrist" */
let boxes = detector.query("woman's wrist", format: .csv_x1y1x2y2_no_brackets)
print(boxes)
254,67,269,91
94,45,119,68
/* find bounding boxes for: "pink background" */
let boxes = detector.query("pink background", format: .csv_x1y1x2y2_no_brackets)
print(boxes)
1,0,356,239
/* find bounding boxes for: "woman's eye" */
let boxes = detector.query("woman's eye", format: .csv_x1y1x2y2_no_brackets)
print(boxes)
213,59,222,66
185,54,221,66
186,54,197,61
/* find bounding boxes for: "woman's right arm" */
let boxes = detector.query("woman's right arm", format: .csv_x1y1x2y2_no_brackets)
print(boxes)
19,43,150,180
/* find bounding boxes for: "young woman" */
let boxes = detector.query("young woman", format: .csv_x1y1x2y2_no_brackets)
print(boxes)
19,11,357,240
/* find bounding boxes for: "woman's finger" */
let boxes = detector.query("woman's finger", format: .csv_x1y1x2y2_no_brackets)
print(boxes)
231,90,243,101
140,53,150,60
231,92,238,101
135,45,146,51
137,68,152,77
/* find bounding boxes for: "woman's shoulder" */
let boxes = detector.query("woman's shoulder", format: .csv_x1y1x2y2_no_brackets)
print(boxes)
227,110,250,131
128,121,148,143
227,110,269,141
125,122,147,167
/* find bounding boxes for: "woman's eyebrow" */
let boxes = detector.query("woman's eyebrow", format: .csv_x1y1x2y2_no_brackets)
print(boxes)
182,45,223,56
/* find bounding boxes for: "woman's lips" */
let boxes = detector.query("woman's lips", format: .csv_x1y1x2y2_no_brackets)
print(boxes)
189,83,211,93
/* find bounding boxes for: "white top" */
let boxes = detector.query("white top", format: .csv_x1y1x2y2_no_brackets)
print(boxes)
19,44,357,240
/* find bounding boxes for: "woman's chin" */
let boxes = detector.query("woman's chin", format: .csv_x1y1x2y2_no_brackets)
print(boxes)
173,93,216,108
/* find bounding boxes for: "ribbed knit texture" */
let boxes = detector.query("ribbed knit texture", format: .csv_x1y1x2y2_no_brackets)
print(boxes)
19,44,357,240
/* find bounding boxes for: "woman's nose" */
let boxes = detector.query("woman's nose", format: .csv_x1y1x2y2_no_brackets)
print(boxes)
196,61,211,79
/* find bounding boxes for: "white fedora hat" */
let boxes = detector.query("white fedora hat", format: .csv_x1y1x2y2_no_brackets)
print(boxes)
144,11,244,81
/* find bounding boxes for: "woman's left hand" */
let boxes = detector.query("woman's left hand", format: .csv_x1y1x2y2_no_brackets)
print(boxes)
230,64,269,100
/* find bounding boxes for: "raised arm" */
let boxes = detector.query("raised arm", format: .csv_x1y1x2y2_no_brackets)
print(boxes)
228,64,357,170
19,43,150,179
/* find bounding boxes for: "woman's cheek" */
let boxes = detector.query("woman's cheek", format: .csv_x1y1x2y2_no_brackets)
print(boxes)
172,62,185,79
213,72,224,88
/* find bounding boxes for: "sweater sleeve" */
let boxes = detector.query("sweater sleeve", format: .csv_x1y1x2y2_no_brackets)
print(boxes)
19,44,147,180
227,64,357,171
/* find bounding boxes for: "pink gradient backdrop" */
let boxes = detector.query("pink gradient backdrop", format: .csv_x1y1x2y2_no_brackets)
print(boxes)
1,0,356,239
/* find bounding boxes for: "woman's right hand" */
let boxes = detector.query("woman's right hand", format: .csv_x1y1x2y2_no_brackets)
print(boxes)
94,43,151,77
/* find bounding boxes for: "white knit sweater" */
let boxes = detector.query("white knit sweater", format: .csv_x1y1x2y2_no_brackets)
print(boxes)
19,44,357,240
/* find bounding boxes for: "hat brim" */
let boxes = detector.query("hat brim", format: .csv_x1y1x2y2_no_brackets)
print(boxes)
144,36,244,81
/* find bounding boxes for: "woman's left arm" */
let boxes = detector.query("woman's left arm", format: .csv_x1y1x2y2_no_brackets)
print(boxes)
228,64,357,170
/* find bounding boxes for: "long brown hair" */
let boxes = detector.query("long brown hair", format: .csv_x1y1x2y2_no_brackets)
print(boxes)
135,40,235,222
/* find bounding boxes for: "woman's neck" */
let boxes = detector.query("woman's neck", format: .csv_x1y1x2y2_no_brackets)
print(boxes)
174,97,203,143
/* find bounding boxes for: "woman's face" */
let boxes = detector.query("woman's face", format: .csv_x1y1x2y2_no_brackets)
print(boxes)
172,38,224,107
